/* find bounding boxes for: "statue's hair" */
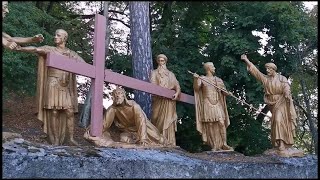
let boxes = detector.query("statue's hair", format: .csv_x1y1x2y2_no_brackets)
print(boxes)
111,86,126,97
203,62,214,69
265,62,277,71
156,54,168,62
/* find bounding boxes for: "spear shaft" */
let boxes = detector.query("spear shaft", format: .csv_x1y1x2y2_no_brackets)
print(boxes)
188,70,271,118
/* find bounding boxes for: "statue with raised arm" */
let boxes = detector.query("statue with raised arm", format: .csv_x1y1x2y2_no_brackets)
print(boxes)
150,54,181,146
240,54,303,157
16,29,85,146
193,62,233,151
84,87,167,148
2,1,43,50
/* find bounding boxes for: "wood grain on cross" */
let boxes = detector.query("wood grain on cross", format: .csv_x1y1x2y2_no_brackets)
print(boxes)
46,14,195,137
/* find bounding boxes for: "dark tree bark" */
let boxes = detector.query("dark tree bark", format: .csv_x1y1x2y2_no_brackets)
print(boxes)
300,79,318,155
129,1,153,118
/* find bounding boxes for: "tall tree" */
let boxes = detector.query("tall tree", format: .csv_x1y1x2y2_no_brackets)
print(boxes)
129,1,153,118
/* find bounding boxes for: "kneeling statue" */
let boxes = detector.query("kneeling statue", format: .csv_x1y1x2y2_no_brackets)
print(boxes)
84,87,167,147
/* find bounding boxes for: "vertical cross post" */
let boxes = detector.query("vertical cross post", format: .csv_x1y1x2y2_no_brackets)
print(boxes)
90,14,106,137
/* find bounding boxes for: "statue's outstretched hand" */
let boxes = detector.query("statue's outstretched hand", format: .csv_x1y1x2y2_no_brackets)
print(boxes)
240,54,248,61
193,73,200,79
32,34,44,43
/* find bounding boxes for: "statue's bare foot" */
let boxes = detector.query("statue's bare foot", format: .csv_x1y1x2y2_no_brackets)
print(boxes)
222,144,233,150
278,141,285,151
69,138,80,146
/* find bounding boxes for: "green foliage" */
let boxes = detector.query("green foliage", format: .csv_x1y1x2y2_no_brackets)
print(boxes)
3,2,56,97
3,1,316,155
149,1,316,155
3,2,93,99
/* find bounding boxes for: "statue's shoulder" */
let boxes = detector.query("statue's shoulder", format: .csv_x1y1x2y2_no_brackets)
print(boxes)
41,45,54,50
127,100,137,107
214,76,224,82
278,74,288,83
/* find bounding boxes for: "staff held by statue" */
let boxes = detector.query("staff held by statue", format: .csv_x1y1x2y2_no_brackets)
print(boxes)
187,70,271,118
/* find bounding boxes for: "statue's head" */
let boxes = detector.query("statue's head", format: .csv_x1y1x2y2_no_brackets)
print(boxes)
54,29,68,45
2,1,8,19
265,62,277,77
203,62,216,74
111,87,127,105
156,54,168,67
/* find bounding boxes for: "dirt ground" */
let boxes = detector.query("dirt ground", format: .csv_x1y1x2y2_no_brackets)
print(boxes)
2,94,283,163
2,94,91,146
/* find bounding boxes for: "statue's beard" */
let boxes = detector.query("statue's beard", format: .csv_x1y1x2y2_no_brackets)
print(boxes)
159,64,167,69
158,65,167,74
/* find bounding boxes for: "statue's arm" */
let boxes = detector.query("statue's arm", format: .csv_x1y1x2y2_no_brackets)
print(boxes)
240,54,267,84
103,106,116,130
150,70,157,84
218,79,230,96
16,46,47,55
2,32,43,44
193,75,202,92
133,104,148,142
72,52,86,63
172,73,181,100
281,76,292,100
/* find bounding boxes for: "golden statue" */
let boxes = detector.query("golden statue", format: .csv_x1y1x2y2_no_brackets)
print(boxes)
150,54,181,146
84,87,167,148
240,54,304,157
193,62,233,151
2,1,44,50
16,29,85,146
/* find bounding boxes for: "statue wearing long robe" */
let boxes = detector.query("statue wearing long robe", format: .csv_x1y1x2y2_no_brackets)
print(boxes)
247,63,297,148
102,99,167,145
150,67,181,146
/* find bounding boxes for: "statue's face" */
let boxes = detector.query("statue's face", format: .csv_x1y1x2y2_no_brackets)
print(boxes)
204,64,215,74
266,67,275,76
113,90,125,105
54,29,67,45
2,1,9,19
157,57,166,66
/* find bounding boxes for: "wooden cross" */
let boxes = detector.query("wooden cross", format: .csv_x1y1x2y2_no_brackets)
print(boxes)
46,14,195,137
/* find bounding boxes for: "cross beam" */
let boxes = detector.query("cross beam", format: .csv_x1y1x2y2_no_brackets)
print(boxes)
46,14,195,137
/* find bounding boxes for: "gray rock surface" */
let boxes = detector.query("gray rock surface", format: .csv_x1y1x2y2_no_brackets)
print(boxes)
2,138,318,179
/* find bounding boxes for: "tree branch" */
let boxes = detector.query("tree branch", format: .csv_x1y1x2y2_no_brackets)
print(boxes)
109,17,130,28
293,98,308,116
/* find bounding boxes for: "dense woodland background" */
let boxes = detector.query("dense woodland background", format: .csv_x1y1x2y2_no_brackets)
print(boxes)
2,1,318,155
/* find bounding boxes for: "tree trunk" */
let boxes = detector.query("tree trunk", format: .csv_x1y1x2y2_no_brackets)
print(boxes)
129,1,153,118
103,1,111,56
300,79,318,154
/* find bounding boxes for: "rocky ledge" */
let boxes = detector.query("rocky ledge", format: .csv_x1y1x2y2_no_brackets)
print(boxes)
2,133,318,179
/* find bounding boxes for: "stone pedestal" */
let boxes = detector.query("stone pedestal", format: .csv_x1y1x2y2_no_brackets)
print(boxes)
264,148,304,158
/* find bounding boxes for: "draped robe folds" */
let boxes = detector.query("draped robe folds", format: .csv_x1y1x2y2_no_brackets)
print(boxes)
194,76,230,150
36,45,84,144
247,64,297,148
150,68,181,146
102,100,166,145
